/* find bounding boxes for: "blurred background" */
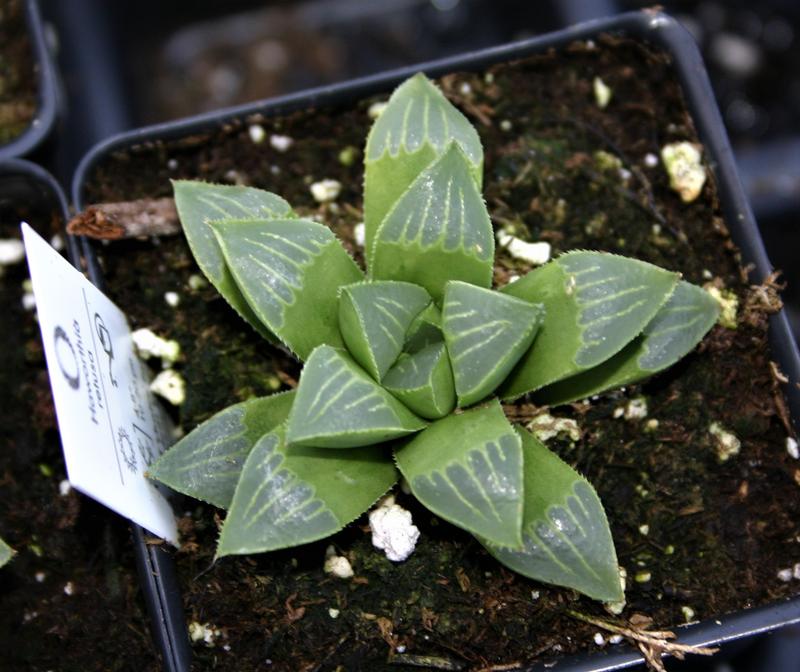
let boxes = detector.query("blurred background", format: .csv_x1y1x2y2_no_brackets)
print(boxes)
35,1,800,669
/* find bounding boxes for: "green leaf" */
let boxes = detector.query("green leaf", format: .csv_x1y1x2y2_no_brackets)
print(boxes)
395,400,524,548
364,73,483,263
173,181,293,341
500,251,679,399
537,281,720,405
481,428,622,602
339,281,431,381
286,345,426,448
442,281,545,407
405,302,443,353
147,391,295,509
370,143,494,303
217,426,397,556
383,342,456,419
212,218,363,360
0,537,14,568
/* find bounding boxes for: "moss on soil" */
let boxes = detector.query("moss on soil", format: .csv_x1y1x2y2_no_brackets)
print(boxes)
0,0,37,144
82,35,799,671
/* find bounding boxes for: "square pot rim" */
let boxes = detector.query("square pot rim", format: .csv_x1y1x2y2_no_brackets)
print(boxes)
68,9,800,672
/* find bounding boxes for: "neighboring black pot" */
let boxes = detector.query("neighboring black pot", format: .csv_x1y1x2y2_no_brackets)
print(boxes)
0,0,59,161
71,10,800,672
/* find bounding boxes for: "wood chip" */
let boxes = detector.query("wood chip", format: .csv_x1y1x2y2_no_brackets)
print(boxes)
67,198,179,240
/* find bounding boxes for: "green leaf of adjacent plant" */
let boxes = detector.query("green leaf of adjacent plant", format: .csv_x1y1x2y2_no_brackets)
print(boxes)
405,302,443,353
173,181,293,341
395,400,524,548
481,428,622,603
0,537,14,568
442,281,545,407
339,281,431,381
217,426,397,557
383,342,456,419
370,143,494,303
286,345,426,448
212,218,363,360
147,391,295,509
364,73,483,263
536,281,720,405
500,251,679,399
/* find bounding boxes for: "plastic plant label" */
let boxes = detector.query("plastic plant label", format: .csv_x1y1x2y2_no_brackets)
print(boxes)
21,224,178,544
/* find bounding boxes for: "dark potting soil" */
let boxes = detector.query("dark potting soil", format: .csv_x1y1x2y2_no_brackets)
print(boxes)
81,35,800,671
0,206,158,670
0,0,37,145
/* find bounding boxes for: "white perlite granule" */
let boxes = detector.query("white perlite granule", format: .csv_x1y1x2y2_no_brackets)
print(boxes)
369,496,420,562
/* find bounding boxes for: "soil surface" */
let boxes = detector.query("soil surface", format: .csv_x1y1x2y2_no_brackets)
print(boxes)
81,35,800,671
0,195,158,670
0,0,37,145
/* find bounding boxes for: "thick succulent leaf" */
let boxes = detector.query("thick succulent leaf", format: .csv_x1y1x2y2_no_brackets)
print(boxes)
212,218,363,360
364,73,483,263
383,342,456,419
405,302,443,353
286,345,426,448
217,426,397,556
500,251,679,399
395,400,523,547
370,143,494,303
537,281,720,405
339,281,431,381
481,428,622,602
443,281,545,407
0,537,13,568
147,391,295,509
173,180,293,340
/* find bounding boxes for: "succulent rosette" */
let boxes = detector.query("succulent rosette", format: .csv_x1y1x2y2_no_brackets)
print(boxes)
149,74,719,602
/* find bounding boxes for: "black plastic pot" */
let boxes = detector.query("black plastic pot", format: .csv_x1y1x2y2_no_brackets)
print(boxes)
71,10,800,671
0,0,59,161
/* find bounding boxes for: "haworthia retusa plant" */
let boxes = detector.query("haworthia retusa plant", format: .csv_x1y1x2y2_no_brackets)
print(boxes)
151,72,720,604
0,537,13,568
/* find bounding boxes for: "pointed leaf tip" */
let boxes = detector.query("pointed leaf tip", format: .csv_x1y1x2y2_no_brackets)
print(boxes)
363,72,484,264
338,281,431,381
371,144,494,302
395,400,524,548
501,251,679,399
536,280,720,405
217,427,397,557
172,180,293,340
481,428,622,603
147,392,295,509
211,217,363,360
286,345,426,448
442,281,544,407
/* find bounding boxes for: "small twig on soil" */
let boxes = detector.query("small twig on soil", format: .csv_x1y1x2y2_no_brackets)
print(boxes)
388,653,465,670
474,663,523,672
67,198,179,240
566,610,717,672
